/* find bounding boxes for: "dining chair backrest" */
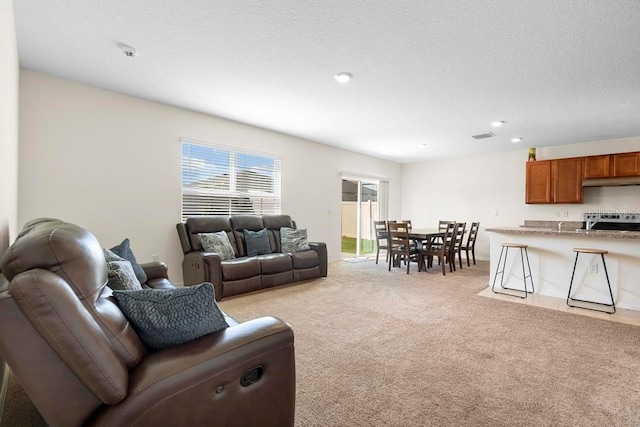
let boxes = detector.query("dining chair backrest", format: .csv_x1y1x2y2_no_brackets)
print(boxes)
401,220,412,230
465,222,480,249
439,220,455,233
373,220,390,264
374,220,387,238
387,222,414,274
388,221,410,234
454,222,466,247
443,222,457,249
388,222,411,249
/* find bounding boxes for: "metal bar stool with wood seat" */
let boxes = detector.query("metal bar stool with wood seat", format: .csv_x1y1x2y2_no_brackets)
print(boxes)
491,243,534,299
567,248,615,314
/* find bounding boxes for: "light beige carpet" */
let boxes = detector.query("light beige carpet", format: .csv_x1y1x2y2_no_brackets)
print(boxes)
221,260,640,426
4,260,640,426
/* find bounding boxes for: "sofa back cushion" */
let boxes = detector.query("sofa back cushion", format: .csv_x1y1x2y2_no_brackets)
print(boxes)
229,216,265,257
262,215,294,253
184,217,238,255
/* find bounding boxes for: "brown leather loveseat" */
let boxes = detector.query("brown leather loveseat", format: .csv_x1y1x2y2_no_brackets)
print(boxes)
177,215,327,300
0,218,295,426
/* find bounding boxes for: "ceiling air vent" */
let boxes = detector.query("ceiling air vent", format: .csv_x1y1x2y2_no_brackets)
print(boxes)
472,132,495,140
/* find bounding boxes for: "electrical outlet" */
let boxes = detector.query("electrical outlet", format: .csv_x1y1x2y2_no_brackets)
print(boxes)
554,211,560,218
590,263,598,274
562,211,569,218
151,254,160,262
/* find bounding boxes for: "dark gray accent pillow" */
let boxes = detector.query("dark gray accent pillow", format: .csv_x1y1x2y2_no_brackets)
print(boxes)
112,283,228,352
244,228,272,256
110,238,148,284
281,227,311,253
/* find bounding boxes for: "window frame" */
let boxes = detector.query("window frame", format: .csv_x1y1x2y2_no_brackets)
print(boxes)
181,139,282,219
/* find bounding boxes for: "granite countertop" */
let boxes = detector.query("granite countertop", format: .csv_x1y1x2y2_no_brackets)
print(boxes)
486,226,640,240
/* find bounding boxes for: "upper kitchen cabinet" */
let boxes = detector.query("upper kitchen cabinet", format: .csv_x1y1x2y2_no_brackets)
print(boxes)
526,160,552,204
612,152,640,177
583,155,610,178
552,157,583,203
526,158,583,204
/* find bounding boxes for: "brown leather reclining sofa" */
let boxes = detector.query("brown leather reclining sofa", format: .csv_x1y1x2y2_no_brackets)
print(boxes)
0,218,296,426
177,215,328,300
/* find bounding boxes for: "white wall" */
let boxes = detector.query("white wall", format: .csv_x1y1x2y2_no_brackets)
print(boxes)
19,70,403,283
0,0,18,256
402,137,640,262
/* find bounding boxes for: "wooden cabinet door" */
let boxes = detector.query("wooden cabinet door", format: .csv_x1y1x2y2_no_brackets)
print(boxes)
526,161,552,204
553,157,583,203
612,152,640,177
583,155,610,178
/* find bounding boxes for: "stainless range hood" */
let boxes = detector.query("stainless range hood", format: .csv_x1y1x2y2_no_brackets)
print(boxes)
583,176,640,187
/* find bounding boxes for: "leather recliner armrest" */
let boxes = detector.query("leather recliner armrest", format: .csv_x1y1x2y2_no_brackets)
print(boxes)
88,316,296,427
309,242,328,277
140,262,169,281
182,252,223,299
140,262,176,290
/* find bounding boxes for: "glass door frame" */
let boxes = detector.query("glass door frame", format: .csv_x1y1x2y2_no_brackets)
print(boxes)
341,176,380,258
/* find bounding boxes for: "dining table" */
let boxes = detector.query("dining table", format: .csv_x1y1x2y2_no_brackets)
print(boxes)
408,228,445,271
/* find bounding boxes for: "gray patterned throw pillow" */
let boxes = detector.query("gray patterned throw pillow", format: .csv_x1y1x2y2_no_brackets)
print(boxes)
109,238,147,284
199,231,236,261
280,227,311,253
244,228,272,256
103,249,143,291
112,283,228,352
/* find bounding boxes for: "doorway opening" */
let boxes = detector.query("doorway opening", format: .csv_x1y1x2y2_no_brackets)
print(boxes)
341,178,379,259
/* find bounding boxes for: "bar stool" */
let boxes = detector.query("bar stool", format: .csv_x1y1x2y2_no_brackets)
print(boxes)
567,248,615,314
491,243,534,299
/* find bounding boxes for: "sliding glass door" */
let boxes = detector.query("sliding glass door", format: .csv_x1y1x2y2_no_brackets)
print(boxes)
341,178,379,258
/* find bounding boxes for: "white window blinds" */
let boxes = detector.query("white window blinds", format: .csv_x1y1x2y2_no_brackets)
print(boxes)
181,140,282,219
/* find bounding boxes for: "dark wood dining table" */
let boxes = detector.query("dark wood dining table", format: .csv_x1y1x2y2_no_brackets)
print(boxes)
408,228,445,271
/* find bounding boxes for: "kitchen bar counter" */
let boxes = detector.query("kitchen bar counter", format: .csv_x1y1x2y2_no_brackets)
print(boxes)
487,226,640,311
486,226,640,240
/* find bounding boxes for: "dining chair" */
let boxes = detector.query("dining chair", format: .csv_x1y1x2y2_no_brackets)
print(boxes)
373,220,389,264
422,222,457,275
450,222,466,270
401,220,413,230
387,222,416,274
433,220,455,245
461,222,480,266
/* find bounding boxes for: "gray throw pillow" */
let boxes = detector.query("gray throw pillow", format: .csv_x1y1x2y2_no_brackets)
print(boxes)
280,227,311,253
103,249,142,291
199,231,236,261
112,283,228,352
244,228,272,256
110,238,148,284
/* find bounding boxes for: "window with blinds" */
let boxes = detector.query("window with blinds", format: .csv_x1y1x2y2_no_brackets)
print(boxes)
181,140,282,220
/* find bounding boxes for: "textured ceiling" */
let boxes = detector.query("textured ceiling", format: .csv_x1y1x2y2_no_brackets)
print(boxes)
12,0,640,163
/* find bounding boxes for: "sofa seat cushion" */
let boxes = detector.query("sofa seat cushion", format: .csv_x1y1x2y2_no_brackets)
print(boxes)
291,250,320,270
257,253,293,275
221,257,261,281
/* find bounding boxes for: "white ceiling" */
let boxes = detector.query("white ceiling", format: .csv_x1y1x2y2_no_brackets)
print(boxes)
12,0,640,163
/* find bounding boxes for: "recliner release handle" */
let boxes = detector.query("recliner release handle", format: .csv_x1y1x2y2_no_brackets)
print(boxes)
240,365,264,387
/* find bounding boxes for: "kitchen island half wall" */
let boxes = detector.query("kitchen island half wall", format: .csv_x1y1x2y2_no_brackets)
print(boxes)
486,226,640,311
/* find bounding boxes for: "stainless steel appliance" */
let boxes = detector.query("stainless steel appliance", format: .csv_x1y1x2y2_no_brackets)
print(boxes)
582,211,640,231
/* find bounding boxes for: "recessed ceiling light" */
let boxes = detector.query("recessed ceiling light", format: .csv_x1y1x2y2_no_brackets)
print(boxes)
334,72,352,83
511,137,523,143
417,144,427,149
491,121,505,127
